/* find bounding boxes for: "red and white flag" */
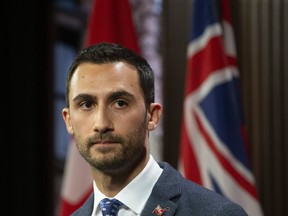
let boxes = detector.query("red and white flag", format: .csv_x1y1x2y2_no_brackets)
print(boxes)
178,0,264,215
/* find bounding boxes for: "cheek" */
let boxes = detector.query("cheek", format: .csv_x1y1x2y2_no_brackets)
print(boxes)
117,112,147,132
70,114,94,133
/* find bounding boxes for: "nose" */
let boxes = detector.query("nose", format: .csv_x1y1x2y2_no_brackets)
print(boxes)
93,105,113,133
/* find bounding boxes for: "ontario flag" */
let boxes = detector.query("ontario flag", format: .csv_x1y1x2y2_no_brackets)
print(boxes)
178,0,264,215
57,0,140,215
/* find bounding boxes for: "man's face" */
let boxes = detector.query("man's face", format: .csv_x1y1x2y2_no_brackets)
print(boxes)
63,62,150,173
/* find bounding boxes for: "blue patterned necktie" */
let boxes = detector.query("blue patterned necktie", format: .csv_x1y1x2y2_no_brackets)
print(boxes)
99,198,123,216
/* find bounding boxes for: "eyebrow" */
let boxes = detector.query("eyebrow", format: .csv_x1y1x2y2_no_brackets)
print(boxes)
72,94,96,103
72,90,135,103
107,90,135,101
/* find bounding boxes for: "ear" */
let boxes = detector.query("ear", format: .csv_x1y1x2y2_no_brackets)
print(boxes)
147,103,162,131
62,108,74,135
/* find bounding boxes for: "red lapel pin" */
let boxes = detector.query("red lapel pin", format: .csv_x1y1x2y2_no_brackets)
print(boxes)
152,204,170,215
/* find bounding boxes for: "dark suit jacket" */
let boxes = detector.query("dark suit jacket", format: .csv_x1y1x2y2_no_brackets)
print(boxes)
71,162,248,215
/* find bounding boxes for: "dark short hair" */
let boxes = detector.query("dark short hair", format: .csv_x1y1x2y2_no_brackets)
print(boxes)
65,42,155,108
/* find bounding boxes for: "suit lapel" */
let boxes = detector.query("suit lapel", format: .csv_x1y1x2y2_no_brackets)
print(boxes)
141,197,178,216
141,162,183,216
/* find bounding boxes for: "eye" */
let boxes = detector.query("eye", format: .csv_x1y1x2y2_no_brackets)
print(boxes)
113,99,128,109
79,101,94,110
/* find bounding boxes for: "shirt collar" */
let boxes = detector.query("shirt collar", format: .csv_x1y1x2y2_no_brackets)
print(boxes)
92,154,163,215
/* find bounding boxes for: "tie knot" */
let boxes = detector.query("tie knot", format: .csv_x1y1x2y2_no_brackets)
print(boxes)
99,198,123,216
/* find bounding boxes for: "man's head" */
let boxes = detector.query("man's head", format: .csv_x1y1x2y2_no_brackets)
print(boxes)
65,42,155,109
62,42,162,175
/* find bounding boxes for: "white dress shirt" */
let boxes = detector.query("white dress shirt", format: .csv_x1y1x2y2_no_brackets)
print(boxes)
91,154,163,216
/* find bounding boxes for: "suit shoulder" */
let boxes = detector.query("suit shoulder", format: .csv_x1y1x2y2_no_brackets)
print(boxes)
158,162,248,215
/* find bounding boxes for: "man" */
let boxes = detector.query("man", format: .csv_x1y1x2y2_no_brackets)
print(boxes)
62,42,248,215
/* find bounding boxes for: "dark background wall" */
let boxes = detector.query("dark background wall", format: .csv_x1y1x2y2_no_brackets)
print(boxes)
6,0,54,215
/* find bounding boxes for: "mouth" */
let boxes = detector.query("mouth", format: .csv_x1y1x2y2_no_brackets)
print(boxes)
93,140,119,145
90,141,120,153
88,134,122,147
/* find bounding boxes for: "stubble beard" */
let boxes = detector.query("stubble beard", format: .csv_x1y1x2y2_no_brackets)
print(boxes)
75,119,147,174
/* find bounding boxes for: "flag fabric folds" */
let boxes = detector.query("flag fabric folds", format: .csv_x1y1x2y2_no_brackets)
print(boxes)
178,0,264,215
130,0,164,162
83,0,140,53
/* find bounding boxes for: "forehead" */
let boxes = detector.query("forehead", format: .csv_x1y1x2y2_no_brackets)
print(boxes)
69,62,142,97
